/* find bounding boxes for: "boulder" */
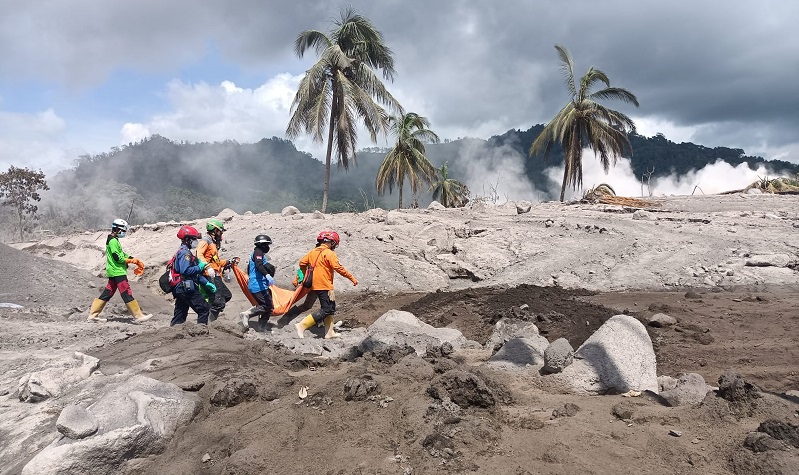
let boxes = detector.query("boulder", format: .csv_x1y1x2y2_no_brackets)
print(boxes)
428,201,446,210
648,313,677,327
359,310,470,357
56,405,98,439
745,254,791,267
542,338,574,374
659,373,711,406
488,336,549,370
22,375,200,475
553,315,658,395
515,201,532,214
485,318,540,352
312,210,326,219
18,352,100,402
280,206,300,217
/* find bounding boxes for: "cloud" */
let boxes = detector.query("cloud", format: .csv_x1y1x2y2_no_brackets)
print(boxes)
121,74,327,158
0,108,70,172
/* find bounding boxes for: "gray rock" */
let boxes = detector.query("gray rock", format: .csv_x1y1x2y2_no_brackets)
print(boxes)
554,315,658,395
660,373,711,406
359,310,469,357
745,254,791,267
56,405,98,439
312,210,326,219
515,201,532,214
632,210,655,220
427,201,446,210
280,206,300,217
343,375,379,401
743,432,787,452
18,352,100,402
657,375,679,392
542,338,574,374
210,378,258,407
648,313,677,327
485,317,540,352
22,375,200,475
488,336,549,370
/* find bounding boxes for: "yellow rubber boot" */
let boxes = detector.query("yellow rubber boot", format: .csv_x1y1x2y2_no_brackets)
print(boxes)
323,316,339,339
87,299,107,323
126,299,153,323
294,315,316,339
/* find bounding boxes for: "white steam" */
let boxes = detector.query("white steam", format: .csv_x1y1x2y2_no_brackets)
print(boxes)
456,140,544,202
545,150,782,201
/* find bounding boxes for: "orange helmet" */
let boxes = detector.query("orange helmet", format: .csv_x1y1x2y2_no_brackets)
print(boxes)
177,225,200,240
316,230,340,247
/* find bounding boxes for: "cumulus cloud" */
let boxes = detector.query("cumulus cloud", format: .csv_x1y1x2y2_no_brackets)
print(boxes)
120,73,327,158
0,108,70,172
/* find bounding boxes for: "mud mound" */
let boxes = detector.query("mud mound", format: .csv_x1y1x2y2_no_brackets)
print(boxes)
400,284,613,346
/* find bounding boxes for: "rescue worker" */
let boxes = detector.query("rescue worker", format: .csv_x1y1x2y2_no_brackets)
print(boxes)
293,231,358,339
170,225,215,326
87,218,153,323
238,234,275,332
197,219,238,322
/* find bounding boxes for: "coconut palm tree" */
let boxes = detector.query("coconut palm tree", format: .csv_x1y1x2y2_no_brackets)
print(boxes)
375,112,439,209
429,161,470,208
529,45,639,202
286,8,402,212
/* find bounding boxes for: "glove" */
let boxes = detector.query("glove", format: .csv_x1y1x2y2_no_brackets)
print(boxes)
231,257,240,266
133,262,145,276
351,278,359,287
266,275,275,287
204,281,217,294
197,261,207,271
292,277,299,287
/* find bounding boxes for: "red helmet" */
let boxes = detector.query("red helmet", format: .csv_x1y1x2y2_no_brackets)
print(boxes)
177,225,200,240
317,230,340,247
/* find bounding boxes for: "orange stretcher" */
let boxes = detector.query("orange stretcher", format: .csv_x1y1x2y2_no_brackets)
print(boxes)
232,265,309,316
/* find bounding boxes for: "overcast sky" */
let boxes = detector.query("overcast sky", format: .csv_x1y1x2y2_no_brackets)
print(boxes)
1,0,797,175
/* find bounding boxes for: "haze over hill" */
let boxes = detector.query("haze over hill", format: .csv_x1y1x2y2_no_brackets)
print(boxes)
2,127,797,241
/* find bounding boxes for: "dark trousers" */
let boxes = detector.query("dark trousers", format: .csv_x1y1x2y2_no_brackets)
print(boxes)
172,290,210,326
311,290,336,324
98,275,134,303
251,289,274,319
209,276,232,314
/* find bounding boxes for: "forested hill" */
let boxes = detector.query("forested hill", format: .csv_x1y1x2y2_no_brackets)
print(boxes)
37,129,799,232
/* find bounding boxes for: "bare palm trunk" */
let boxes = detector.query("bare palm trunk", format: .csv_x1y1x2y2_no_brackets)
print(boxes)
322,98,337,214
398,180,403,209
559,164,568,202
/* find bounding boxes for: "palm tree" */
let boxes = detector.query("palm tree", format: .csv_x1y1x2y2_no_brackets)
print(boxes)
376,112,439,209
429,161,470,208
286,8,402,213
529,45,639,202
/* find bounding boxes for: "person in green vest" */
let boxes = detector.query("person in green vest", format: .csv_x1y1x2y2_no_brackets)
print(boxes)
86,218,153,323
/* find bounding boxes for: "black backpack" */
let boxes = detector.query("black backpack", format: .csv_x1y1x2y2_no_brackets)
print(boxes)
158,254,180,293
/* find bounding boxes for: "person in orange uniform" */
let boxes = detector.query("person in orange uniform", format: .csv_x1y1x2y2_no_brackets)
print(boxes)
293,230,358,339
197,219,238,322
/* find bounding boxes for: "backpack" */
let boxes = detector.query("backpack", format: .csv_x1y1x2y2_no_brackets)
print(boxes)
302,249,324,288
158,254,180,293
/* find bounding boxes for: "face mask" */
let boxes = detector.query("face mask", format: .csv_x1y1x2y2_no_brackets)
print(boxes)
190,239,199,249
118,231,127,238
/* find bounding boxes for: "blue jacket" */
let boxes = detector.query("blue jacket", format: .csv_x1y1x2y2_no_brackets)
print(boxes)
248,249,275,293
172,244,209,294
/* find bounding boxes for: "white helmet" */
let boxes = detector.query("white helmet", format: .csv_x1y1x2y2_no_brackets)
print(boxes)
112,218,129,233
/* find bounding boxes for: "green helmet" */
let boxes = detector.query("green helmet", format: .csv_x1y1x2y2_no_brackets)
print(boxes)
206,219,225,233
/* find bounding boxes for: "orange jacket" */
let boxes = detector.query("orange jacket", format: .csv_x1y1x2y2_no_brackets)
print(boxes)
298,244,355,291
197,237,227,276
